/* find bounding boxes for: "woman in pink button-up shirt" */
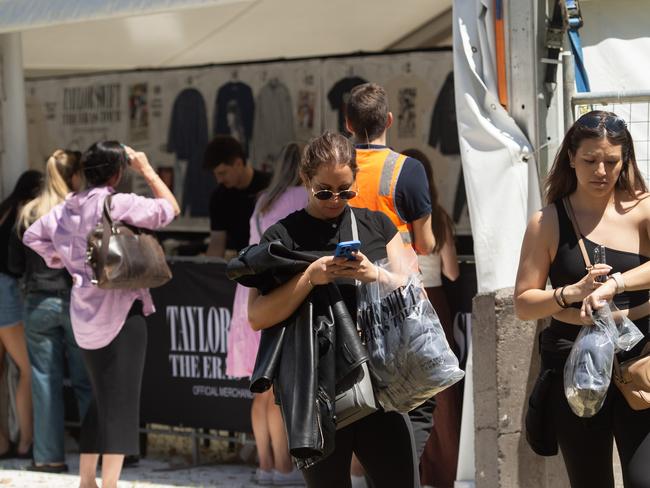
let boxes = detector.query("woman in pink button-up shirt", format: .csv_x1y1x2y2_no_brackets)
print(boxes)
24,141,179,488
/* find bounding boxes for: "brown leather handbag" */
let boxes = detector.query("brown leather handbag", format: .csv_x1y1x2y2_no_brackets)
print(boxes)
564,197,650,410
86,195,172,289
613,343,650,410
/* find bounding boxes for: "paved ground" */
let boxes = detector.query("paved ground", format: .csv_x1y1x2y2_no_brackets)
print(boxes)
0,456,263,487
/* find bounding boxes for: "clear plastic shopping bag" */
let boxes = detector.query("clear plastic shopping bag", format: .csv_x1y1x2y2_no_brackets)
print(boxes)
357,257,464,413
564,303,643,417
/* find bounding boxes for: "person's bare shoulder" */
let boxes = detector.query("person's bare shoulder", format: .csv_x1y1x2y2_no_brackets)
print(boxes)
527,203,558,237
522,203,560,261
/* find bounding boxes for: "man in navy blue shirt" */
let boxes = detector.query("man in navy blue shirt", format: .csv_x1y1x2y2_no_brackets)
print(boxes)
345,82,434,255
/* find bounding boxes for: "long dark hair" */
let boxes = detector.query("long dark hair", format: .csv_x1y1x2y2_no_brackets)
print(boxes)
0,170,43,225
82,141,129,188
258,142,304,215
545,110,646,204
402,148,453,254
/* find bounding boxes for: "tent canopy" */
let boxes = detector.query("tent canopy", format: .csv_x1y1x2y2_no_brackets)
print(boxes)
0,0,452,75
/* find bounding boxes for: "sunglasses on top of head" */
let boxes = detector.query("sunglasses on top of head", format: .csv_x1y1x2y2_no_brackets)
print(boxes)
576,113,627,133
311,188,358,201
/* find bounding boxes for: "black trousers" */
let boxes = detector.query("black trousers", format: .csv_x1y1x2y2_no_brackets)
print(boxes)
550,372,650,487
408,397,436,460
302,410,420,488
79,305,147,455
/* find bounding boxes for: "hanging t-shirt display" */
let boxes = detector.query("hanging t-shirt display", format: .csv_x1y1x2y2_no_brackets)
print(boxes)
428,72,459,155
167,87,213,216
250,79,295,172
326,76,367,135
25,49,464,231
213,81,255,155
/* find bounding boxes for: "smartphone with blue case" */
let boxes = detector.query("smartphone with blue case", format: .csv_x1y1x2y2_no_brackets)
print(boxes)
334,240,361,260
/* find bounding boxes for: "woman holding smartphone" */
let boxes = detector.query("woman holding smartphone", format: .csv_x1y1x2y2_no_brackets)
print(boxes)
248,131,419,488
515,111,650,487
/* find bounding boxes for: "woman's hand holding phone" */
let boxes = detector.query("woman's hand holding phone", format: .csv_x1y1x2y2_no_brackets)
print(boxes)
331,251,378,283
305,252,378,286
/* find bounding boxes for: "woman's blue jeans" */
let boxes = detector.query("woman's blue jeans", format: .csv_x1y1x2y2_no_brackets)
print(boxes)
23,291,92,464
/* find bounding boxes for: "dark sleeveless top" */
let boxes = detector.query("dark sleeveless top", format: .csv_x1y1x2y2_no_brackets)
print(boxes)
544,200,650,362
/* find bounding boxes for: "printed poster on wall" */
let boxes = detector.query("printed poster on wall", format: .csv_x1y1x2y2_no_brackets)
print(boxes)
25,50,468,233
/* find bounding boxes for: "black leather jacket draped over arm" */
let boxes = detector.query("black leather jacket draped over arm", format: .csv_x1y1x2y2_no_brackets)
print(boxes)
227,242,368,467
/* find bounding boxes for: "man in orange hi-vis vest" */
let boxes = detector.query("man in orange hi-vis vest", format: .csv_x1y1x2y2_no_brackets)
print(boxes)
345,82,434,255
345,83,436,482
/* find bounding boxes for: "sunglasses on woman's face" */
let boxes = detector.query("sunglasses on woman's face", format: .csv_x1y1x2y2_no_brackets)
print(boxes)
311,188,358,201
576,113,627,133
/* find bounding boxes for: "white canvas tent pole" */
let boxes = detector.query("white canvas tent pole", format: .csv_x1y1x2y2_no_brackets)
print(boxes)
562,51,576,132
505,0,545,209
0,32,28,198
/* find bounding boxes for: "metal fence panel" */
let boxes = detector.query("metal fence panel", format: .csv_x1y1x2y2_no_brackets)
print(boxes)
573,93,650,182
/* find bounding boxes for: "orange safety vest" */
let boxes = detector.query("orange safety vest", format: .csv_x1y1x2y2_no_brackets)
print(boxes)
350,147,413,245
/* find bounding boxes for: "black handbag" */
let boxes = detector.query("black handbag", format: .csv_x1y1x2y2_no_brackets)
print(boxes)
525,367,558,456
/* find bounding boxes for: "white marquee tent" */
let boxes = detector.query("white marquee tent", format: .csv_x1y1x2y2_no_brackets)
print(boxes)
1,0,453,75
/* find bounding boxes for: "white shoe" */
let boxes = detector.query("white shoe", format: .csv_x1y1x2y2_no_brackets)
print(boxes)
272,468,305,486
255,468,274,485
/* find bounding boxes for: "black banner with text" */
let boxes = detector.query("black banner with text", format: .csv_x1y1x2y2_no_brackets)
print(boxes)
141,260,252,432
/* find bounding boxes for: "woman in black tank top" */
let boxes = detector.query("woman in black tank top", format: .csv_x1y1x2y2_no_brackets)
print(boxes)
515,110,650,488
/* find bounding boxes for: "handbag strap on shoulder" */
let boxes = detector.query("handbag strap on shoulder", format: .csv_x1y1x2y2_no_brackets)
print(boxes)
563,196,626,370
100,194,115,268
349,207,359,242
103,194,115,229
562,196,593,269
349,208,359,288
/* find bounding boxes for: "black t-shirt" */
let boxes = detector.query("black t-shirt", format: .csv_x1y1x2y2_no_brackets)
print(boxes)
327,76,368,134
0,208,17,276
8,227,72,293
260,206,398,314
209,169,272,251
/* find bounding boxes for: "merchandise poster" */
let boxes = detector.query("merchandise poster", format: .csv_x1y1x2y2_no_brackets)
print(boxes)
25,49,467,231
128,82,150,143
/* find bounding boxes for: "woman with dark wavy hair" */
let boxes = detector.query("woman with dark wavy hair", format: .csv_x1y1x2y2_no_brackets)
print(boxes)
23,141,179,488
0,169,42,460
515,110,650,487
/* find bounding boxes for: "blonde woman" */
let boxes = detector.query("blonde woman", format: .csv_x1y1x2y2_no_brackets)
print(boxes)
9,150,92,473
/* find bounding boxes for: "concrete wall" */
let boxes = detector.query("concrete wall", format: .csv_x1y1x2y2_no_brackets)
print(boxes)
472,288,570,488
